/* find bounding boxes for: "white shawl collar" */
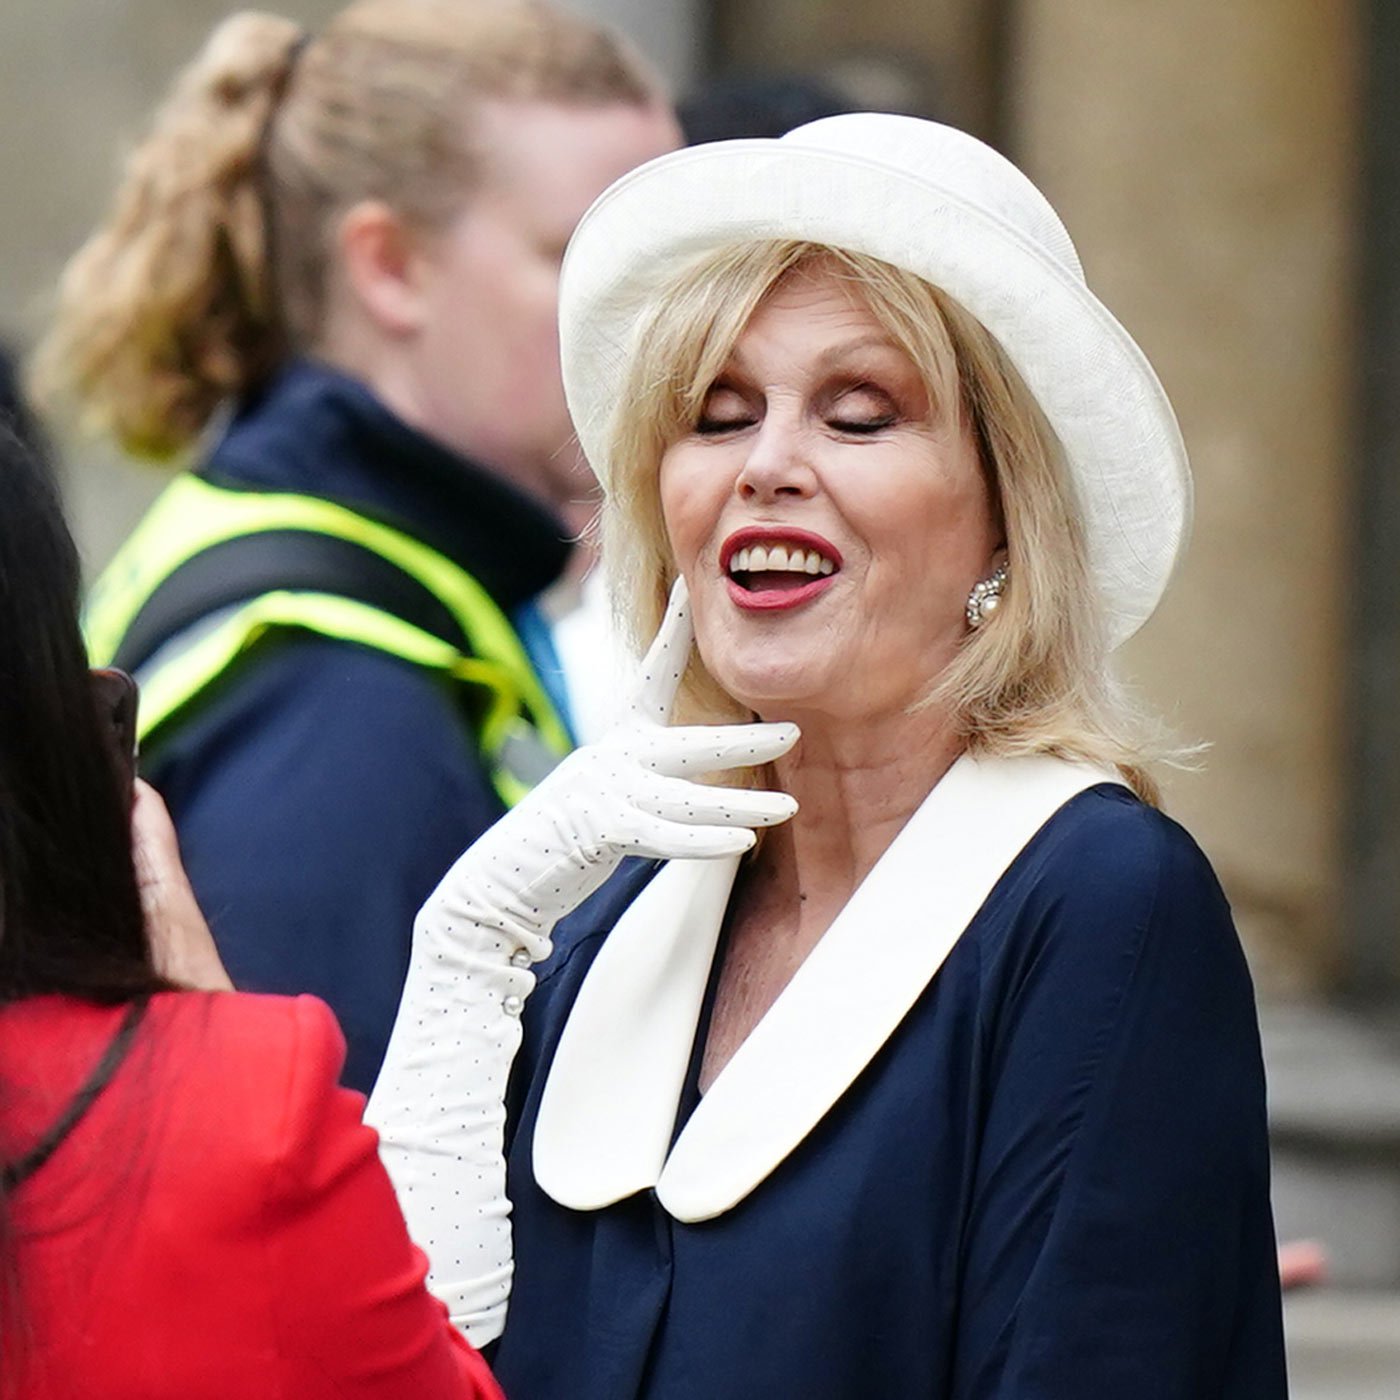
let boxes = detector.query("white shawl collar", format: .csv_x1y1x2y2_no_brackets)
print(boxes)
532,753,1122,1223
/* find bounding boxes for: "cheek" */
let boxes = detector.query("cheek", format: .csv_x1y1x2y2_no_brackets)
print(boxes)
657,451,714,573
848,467,994,615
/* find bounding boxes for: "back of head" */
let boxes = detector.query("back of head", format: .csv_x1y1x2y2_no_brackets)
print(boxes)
0,427,152,1003
32,0,661,461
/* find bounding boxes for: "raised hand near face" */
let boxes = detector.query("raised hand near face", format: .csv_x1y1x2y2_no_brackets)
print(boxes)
419,575,800,960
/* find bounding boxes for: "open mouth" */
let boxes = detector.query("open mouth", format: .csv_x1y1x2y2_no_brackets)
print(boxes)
729,543,836,592
722,531,842,610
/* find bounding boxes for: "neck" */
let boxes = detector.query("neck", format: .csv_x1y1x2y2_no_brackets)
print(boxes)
747,704,965,920
314,337,584,526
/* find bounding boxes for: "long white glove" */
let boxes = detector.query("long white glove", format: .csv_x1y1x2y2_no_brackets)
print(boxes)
365,578,798,1346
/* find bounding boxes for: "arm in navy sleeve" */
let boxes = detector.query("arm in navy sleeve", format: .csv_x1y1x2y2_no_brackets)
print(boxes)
147,635,506,1094
953,793,1286,1399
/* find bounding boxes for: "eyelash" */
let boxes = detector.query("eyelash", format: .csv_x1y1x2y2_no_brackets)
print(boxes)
695,412,753,435
695,412,896,436
830,413,896,435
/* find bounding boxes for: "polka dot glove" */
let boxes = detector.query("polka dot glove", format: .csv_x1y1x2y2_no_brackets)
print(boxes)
365,577,798,1345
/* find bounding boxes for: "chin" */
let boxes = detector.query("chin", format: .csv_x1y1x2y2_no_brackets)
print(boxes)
713,665,830,718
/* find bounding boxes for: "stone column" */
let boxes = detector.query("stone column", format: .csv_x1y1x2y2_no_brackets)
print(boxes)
1010,0,1359,993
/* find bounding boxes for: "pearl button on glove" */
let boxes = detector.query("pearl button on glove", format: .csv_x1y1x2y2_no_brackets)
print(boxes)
366,578,799,1345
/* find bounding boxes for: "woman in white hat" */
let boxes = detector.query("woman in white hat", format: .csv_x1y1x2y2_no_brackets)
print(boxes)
367,115,1287,1397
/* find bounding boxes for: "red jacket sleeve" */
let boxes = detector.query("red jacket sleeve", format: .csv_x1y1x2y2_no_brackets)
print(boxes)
258,995,504,1400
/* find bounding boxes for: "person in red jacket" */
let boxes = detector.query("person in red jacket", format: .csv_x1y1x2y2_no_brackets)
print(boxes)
0,423,503,1399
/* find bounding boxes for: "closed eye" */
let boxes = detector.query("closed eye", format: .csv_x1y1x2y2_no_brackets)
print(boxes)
694,383,755,435
826,381,899,436
696,412,757,434
828,414,897,435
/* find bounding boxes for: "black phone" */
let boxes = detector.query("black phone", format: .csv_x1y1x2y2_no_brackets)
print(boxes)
91,667,140,801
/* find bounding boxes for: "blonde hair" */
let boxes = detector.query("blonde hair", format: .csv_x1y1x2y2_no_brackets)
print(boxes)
32,0,660,460
601,241,1165,803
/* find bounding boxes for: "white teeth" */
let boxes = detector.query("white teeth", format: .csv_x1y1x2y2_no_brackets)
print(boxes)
728,541,839,576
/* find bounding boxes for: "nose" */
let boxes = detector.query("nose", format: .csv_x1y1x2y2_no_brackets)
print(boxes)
734,413,816,503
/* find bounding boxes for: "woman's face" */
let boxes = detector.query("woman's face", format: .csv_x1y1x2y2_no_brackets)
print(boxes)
410,98,680,526
659,265,1002,726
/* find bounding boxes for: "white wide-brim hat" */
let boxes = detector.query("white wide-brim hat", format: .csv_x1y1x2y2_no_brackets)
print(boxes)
559,113,1191,649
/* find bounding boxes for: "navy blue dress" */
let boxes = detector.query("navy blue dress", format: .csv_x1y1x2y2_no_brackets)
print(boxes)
493,786,1286,1398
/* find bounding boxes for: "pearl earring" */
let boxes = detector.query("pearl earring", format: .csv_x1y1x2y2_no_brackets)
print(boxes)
965,562,1008,629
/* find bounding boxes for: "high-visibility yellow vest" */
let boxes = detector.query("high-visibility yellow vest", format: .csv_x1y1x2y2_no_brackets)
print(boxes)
85,475,572,807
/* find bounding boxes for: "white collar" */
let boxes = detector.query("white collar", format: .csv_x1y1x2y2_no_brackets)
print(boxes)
532,753,1123,1222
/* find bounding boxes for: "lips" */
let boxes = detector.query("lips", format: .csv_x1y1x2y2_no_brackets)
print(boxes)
720,526,842,613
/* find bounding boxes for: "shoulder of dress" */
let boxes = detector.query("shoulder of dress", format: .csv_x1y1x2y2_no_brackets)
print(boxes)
1035,784,1215,885
977,784,1228,957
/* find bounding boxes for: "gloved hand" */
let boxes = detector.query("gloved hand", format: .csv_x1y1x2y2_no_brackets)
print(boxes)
366,577,798,1344
419,575,798,964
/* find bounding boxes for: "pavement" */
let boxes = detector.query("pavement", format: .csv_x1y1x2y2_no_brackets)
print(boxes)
1285,1291,1400,1398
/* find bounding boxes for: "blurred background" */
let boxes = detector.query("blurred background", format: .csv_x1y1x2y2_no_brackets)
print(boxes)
1,1,1397,1392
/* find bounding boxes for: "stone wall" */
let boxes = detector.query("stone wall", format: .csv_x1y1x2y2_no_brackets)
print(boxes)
1011,0,1358,993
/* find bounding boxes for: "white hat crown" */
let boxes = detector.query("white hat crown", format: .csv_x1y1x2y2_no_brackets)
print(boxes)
783,114,1086,283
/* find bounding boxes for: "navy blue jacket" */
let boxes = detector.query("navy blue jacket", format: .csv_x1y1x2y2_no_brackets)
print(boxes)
144,360,572,1093
493,787,1286,1399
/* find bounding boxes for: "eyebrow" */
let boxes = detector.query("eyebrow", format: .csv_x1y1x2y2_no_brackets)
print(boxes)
725,333,904,378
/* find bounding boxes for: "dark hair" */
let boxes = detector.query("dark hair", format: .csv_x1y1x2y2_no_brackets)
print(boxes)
0,426,166,1386
0,424,157,1003
0,347,47,469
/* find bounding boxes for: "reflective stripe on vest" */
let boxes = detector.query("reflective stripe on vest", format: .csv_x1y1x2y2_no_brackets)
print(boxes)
84,475,571,806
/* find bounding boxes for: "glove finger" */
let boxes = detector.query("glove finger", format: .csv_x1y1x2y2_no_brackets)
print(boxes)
617,813,758,861
632,773,798,829
629,576,693,725
639,721,801,776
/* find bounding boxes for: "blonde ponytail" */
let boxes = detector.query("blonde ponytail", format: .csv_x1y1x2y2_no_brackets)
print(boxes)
32,12,304,459
35,0,662,463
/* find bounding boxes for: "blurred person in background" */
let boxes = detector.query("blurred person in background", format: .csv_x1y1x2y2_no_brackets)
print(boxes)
32,0,679,1093
0,423,505,1399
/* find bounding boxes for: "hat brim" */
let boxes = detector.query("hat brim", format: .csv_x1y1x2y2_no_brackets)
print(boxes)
559,138,1192,649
